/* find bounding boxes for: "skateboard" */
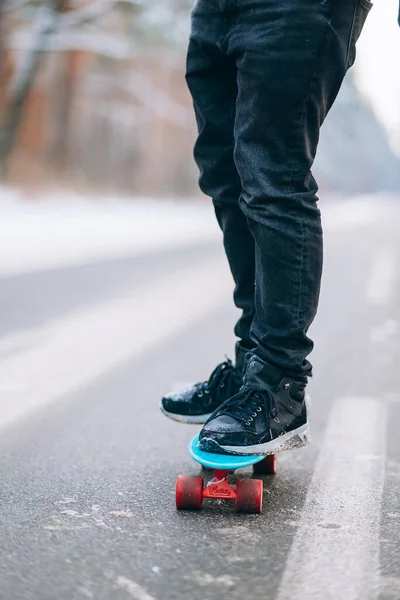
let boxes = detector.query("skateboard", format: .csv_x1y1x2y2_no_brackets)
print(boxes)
175,435,276,513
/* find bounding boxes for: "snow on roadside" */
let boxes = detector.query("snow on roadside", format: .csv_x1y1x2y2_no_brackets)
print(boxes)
0,187,220,277
0,187,394,278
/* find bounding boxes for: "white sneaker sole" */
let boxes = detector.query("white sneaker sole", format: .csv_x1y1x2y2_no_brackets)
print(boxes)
201,422,311,456
160,405,212,424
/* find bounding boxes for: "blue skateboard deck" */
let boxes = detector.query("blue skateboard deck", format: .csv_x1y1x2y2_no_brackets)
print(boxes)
176,436,277,512
189,434,266,471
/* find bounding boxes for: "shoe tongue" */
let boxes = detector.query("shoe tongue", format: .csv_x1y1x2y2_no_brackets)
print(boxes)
245,356,282,388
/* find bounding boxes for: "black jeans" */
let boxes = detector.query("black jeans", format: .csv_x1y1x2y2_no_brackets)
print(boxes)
186,0,372,377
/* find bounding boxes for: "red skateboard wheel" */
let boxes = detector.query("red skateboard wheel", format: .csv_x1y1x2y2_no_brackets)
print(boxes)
252,454,277,475
236,479,263,513
176,475,203,510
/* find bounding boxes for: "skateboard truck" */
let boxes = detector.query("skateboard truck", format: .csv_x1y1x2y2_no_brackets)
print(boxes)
203,470,236,500
176,453,277,514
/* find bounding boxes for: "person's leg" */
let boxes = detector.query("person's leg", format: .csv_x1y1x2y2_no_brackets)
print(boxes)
200,0,371,453
161,0,255,424
233,0,372,378
186,0,256,350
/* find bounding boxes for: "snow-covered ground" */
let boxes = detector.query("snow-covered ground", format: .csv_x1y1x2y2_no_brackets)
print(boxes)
0,186,392,278
0,187,220,277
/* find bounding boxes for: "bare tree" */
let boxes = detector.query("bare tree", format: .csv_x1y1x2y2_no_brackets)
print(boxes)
0,6,6,110
0,0,143,180
0,0,60,179
0,0,191,183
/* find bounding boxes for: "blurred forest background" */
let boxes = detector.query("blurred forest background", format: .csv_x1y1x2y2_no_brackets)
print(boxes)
0,0,399,197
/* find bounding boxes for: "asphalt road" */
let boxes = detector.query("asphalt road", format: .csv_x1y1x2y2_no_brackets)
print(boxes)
0,196,399,600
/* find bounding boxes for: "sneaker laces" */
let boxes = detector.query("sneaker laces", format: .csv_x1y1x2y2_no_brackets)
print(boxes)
195,359,241,405
218,386,278,426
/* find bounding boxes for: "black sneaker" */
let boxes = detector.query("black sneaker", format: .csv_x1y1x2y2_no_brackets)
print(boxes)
160,343,248,424
199,355,310,455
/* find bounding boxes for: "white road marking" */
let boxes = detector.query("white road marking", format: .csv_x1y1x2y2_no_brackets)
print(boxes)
0,260,231,428
276,397,386,600
366,250,396,305
114,576,156,600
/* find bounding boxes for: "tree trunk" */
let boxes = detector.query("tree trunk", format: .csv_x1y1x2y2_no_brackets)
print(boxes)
50,0,77,173
0,1,59,180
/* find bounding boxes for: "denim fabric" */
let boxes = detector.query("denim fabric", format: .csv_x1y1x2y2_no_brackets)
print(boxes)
186,0,371,377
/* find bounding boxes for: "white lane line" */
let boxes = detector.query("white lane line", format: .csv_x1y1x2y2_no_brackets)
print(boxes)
366,250,396,305
0,259,231,428
114,576,156,600
276,397,386,600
